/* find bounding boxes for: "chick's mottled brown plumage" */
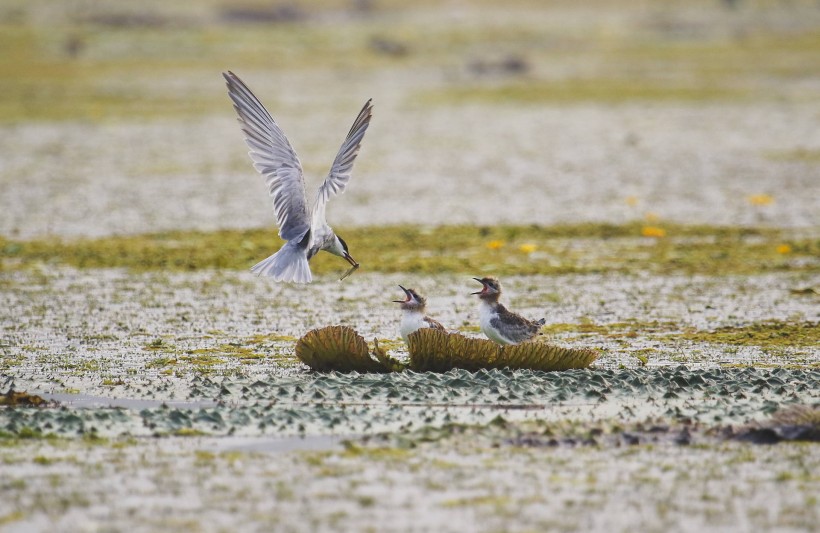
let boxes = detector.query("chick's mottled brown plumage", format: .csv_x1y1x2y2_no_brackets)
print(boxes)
472,277,545,345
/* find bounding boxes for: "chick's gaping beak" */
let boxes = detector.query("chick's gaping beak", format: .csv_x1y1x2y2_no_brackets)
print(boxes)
392,284,411,303
471,277,486,295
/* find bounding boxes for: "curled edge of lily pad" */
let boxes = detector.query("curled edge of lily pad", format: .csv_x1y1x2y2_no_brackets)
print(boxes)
295,326,599,373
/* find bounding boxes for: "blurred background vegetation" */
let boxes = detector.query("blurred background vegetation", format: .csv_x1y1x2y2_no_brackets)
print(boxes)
1,0,818,122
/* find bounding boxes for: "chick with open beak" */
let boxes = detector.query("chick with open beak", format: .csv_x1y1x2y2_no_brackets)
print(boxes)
393,285,446,343
472,277,545,345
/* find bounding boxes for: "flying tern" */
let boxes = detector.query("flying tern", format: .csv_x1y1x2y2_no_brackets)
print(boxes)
224,71,372,283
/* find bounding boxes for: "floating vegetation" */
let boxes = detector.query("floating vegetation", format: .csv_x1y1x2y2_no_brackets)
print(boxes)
733,405,820,444
371,340,408,373
294,326,598,373
407,329,502,373
408,329,598,372
2,367,819,438
2,223,817,276
0,389,52,407
672,321,820,348
769,404,820,427
501,336,599,371
295,326,387,373
417,79,745,106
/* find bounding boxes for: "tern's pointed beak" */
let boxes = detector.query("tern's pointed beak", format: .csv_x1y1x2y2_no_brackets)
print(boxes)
339,253,360,281
393,285,411,303
471,277,486,295
343,252,358,267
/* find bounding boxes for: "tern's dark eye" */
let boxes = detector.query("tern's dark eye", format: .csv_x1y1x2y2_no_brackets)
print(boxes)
337,236,348,252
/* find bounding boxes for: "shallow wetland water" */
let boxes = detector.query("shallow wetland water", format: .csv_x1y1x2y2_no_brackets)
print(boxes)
2,0,820,531
1,269,818,531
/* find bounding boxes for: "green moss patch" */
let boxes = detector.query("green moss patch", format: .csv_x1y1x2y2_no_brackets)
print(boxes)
2,223,816,277
140,334,299,372
766,148,820,164
542,320,678,339
672,321,820,348
2,2,818,123
418,79,745,106
539,320,819,350
0,390,51,407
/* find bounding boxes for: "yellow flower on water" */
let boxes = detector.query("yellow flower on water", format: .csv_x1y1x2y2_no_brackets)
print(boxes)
486,240,505,250
776,244,792,254
641,226,666,238
518,243,537,254
625,196,639,207
747,194,774,206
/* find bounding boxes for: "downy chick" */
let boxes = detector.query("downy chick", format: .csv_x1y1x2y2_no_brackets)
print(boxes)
393,285,446,343
472,277,545,345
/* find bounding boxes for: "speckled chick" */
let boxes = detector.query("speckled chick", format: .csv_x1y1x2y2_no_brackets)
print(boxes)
472,277,545,345
393,285,446,343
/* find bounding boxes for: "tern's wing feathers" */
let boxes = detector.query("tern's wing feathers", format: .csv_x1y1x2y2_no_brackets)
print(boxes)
312,99,373,226
224,71,310,243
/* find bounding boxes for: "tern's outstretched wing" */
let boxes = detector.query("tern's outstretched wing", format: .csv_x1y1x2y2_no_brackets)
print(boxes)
224,71,310,242
312,99,373,228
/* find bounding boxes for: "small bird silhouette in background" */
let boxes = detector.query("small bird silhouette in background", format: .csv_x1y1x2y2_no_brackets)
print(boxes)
224,71,372,283
393,285,446,343
472,277,545,345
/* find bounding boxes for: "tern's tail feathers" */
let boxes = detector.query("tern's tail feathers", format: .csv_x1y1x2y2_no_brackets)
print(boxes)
536,318,546,326
251,242,312,283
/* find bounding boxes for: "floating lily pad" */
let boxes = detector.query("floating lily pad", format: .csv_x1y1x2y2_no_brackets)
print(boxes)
295,326,387,373
372,339,408,373
500,337,599,371
734,405,820,444
295,326,598,373
0,389,52,407
408,329,597,372
408,329,502,372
